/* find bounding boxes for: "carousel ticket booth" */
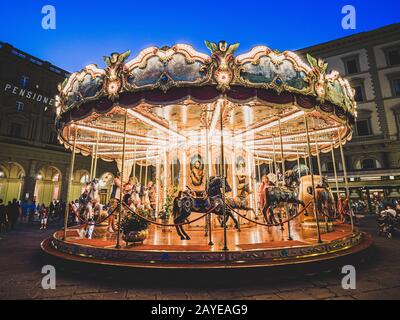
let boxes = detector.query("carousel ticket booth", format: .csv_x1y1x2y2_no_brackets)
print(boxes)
42,40,372,269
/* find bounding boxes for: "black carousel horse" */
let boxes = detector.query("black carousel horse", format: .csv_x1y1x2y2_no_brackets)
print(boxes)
263,170,305,226
172,176,239,240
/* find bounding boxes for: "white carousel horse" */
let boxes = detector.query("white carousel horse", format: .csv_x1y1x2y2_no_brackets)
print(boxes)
79,179,101,221
127,184,142,212
142,187,153,212
87,179,100,203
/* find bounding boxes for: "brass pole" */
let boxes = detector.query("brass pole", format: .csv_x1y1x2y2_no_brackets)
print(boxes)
89,146,95,180
330,141,340,218
132,141,137,182
304,114,322,243
279,119,291,239
314,135,322,177
272,136,277,175
338,128,354,232
296,151,301,179
144,154,149,186
116,110,128,248
313,130,329,229
139,160,143,186
155,158,160,217
220,100,228,251
205,108,213,245
93,132,99,179
63,127,77,240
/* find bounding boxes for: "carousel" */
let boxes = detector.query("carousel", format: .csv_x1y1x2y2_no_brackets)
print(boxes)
41,40,372,269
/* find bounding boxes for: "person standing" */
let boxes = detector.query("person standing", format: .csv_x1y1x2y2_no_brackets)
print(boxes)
7,199,20,230
258,175,270,214
40,206,48,230
110,173,121,200
0,199,7,233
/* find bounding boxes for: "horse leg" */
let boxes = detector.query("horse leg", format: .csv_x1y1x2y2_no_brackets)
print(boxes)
174,210,191,241
262,199,269,223
180,225,191,240
227,208,240,231
174,223,185,240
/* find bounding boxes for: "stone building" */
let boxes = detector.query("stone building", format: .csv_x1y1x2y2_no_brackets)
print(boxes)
0,42,117,205
297,23,400,211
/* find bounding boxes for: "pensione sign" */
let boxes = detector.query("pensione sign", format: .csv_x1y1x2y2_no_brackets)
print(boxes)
4,83,55,107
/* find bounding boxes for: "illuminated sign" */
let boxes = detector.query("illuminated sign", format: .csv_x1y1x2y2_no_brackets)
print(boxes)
3,83,55,107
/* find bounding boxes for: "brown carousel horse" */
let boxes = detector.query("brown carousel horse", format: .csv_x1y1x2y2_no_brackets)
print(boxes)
262,170,305,226
298,175,335,220
225,183,255,215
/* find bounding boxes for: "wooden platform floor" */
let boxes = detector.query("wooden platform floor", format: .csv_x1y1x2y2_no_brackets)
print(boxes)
62,221,353,252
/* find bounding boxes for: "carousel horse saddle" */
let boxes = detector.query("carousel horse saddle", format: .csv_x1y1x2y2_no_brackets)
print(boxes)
178,192,211,212
267,187,294,200
188,190,208,200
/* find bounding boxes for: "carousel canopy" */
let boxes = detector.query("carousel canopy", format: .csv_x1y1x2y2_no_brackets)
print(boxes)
55,41,356,164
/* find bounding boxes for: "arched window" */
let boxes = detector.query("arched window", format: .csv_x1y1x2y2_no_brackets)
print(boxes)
361,159,376,170
80,174,90,184
20,75,29,88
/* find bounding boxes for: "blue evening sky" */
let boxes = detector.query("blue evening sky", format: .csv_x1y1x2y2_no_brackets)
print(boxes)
0,0,399,72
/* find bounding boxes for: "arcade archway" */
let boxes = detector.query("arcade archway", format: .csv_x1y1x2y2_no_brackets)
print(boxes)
0,161,25,203
34,166,62,205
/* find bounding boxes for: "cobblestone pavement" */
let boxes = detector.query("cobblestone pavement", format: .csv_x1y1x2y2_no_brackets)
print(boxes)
0,216,399,300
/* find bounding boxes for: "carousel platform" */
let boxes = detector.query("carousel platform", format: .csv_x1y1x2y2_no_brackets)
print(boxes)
41,221,372,270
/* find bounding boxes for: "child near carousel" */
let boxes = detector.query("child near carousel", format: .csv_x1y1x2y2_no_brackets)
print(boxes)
40,206,48,230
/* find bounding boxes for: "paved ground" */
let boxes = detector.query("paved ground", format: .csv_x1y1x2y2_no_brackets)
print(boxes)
0,216,399,300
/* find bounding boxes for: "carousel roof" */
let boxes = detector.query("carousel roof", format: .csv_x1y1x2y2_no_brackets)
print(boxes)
55,41,357,163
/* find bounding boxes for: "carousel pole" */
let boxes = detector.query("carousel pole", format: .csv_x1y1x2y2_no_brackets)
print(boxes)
205,108,213,246
163,151,167,207
93,132,100,179
304,114,322,243
312,119,322,177
220,100,228,251
257,159,262,218
132,141,137,183
330,141,340,218
279,119,292,240
268,159,272,175
272,135,277,175
144,154,149,186
63,127,77,240
155,157,160,217
313,128,329,229
89,146,95,180
116,110,128,249
338,128,354,232
296,151,301,179
139,160,143,186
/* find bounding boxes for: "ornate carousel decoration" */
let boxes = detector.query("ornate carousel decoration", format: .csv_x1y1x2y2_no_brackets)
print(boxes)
44,40,373,270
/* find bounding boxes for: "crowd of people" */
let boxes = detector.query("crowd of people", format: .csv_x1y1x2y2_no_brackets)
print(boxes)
0,198,66,233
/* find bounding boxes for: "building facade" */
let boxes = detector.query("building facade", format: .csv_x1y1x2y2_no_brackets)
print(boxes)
0,42,117,205
297,23,400,211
